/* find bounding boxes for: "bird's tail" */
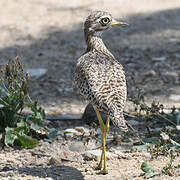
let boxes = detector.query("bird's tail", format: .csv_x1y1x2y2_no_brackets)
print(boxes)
110,112,128,132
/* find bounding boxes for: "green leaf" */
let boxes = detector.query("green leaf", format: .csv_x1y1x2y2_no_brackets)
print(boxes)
17,134,38,148
5,127,18,146
0,85,10,96
30,123,41,131
122,138,131,143
141,161,159,178
14,125,29,135
0,58,47,148
0,97,9,107
141,162,154,173
145,171,159,178
174,164,180,168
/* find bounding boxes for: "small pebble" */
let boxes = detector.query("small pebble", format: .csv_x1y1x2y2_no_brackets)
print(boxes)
169,94,180,101
143,70,156,77
152,56,166,61
142,152,152,159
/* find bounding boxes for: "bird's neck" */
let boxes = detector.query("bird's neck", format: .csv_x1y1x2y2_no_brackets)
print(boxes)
85,31,113,55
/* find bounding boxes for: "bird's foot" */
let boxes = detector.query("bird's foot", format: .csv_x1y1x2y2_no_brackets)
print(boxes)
100,169,108,175
95,163,103,170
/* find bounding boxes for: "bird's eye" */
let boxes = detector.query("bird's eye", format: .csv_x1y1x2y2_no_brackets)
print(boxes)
101,17,110,25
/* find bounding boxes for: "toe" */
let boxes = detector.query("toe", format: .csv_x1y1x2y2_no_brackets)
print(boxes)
100,169,108,175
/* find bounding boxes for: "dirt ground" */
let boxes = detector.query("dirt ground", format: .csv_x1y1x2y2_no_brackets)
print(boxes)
0,0,180,179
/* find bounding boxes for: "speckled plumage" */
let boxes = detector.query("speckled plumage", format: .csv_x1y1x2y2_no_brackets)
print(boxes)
75,11,127,130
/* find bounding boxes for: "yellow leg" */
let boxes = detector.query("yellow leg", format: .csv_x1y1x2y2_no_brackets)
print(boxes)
95,108,104,170
102,116,109,174
94,107,109,174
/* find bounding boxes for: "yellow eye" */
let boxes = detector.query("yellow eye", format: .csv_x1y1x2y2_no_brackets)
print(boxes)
101,17,110,25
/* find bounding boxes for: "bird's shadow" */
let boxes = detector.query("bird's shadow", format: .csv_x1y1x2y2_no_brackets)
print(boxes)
1,165,84,180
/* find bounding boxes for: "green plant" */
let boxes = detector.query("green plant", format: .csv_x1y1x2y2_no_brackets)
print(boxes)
141,161,159,178
129,88,178,127
161,150,178,176
0,58,28,131
0,57,57,148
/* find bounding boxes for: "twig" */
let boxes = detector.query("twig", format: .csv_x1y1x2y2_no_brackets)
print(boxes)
156,113,176,126
124,112,136,118
126,122,145,145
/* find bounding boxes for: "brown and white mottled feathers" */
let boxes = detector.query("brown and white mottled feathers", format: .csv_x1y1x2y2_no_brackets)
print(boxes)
74,11,127,130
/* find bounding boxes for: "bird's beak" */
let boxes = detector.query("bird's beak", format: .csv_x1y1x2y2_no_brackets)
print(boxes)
111,19,129,28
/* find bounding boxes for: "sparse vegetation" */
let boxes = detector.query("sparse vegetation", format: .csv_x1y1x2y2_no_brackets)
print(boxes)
0,57,58,148
126,88,180,178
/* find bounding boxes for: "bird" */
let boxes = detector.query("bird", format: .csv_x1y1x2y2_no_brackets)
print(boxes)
74,11,129,174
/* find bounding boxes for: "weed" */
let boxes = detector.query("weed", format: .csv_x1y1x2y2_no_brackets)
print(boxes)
0,57,57,148
161,150,176,176
141,161,159,178
128,88,180,177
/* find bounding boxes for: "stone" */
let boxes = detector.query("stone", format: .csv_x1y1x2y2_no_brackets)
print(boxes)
86,170,93,175
162,72,179,83
176,125,180,131
75,126,88,134
169,94,180,101
84,139,99,150
143,70,156,77
64,87,73,93
160,132,169,141
69,142,86,152
128,120,142,126
169,38,177,42
24,68,47,79
83,151,98,161
74,131,82,136
83,149,118,161
142,152,152,159
75,126,91,136
126,61,145,70
151,56,166,61
110,148,131,159
175,53,180,58
48,157,60,165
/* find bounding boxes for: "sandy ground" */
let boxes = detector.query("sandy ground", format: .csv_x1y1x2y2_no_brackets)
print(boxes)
0,0,180,179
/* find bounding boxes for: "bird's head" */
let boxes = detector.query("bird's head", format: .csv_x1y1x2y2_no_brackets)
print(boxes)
84,11,129,36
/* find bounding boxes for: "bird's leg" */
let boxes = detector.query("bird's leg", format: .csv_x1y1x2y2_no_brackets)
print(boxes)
94,107,109,174
101,116,109,174
94,108,105,170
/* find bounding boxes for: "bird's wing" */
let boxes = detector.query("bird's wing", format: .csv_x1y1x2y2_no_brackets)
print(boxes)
75,53,127,124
